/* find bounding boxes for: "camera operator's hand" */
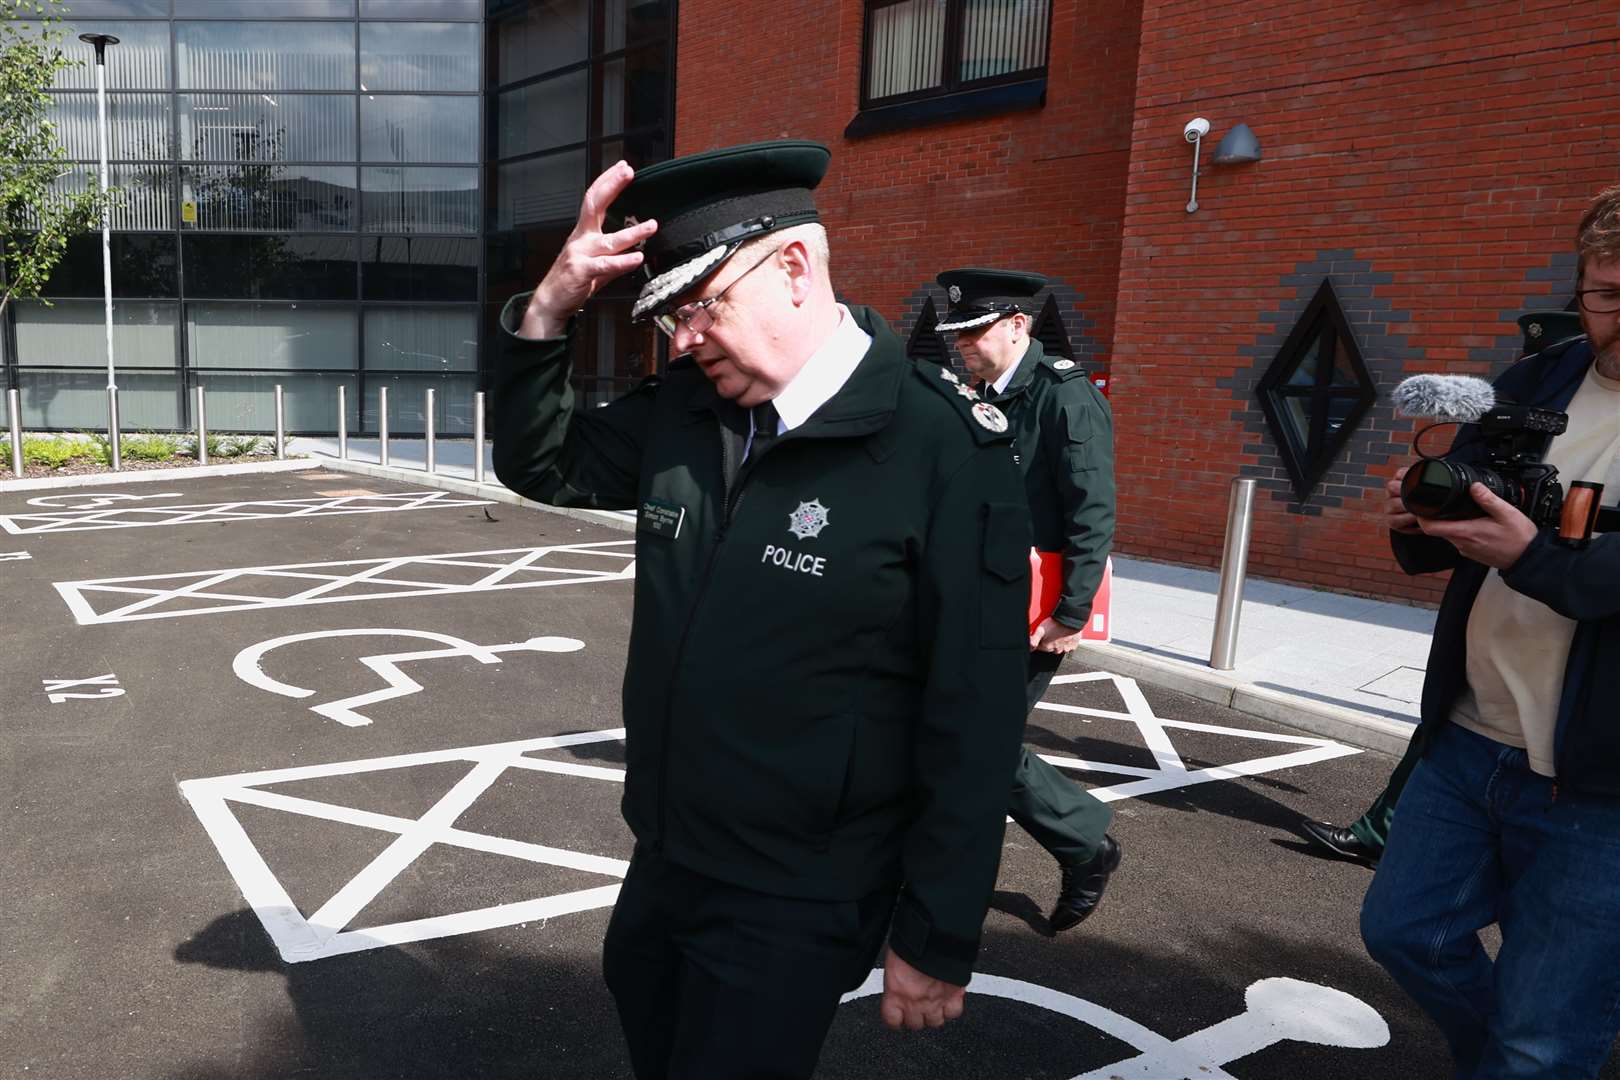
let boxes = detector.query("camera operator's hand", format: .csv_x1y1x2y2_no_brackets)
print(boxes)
518,160,659,340
1386,465,1423,535
1417,482,1538,570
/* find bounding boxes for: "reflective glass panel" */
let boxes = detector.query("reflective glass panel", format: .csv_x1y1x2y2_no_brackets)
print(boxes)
596,130,669,172
958,0,1049,83
603,0,671,52
183,235,358,299
19,370,182,429
361,167,478,234
46,1,168,14
495,152,583,230
1284,336,1321,387
180,94,356,162
364,373,476,435
195,372,358,434
866,0,946,100
362,236,478,301
360,0,481,17
14,301,180,368
33,233,179,299
364,308,477,372
181,164,357,230
493,0,585,85
497,72,586,158
42,165,175,230
50,21,171,90
597,46,668,137
49,93,173,160
174,0,355,13
361,96,478,163
360,23,479,92
187,302,359,370
176,22,355,90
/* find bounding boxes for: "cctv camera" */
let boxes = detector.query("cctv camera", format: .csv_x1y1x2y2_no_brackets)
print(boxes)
1183,117,1210,143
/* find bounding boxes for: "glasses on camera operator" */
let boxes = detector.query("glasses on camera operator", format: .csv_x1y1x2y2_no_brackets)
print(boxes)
1353,186,1620,1080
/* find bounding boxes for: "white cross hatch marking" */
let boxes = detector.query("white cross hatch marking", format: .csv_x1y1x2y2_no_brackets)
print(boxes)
0,491,491,534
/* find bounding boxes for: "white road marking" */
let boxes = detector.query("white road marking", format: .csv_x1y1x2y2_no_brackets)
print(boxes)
839,971,1388,1077
233,629,586,727
53,540,636,624
0,551,31,561
2,491,490,534
43,673,124,704
25,491,184,509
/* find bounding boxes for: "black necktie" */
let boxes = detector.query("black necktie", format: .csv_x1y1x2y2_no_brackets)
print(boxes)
747,401,779,463
981,382,997,401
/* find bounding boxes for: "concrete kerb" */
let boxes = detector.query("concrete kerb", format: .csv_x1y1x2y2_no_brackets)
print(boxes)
0,457,314,493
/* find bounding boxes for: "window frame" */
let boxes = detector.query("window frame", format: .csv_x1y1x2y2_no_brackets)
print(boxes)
857,0,1053,111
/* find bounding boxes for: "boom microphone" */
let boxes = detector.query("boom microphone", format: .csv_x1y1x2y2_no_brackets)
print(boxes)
1392,374,1497,422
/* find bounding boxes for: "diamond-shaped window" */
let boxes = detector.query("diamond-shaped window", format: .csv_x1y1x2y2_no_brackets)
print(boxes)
1256,279,1377,502
907,296,948,364
1030,293,1074,360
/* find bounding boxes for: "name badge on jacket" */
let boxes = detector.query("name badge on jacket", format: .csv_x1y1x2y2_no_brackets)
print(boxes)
639,497,686,539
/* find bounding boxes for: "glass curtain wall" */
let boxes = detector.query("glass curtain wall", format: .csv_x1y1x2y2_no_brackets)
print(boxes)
3,0,483,436
485,0,674,406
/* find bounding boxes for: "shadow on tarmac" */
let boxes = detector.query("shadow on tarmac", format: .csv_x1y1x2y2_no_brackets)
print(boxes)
169,909,631,1079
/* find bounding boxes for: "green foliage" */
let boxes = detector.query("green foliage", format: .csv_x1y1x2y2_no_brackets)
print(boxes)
185,432,271,459
1,0,115,322
16,434,95,468
121,431,184,461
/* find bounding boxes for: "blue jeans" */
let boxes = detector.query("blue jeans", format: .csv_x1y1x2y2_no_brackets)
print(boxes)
1361,721,1620,1078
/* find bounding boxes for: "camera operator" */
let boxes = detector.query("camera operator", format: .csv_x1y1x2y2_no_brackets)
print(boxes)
1360,185,1620,1078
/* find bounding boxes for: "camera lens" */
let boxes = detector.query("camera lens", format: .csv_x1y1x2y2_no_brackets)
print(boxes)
1401,460,1516,519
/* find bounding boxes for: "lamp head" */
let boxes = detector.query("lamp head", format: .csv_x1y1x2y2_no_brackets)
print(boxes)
1183,117,1210,143
1212,123,1262,164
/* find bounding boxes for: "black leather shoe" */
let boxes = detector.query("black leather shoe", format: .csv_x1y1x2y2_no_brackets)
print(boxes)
1299,819,1382,867
1051,836,1122,932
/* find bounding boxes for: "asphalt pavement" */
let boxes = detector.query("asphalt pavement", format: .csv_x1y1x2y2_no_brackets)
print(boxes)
1,467,1613,1079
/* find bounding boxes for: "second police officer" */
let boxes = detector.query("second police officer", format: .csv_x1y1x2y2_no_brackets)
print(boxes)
935,268,1123,931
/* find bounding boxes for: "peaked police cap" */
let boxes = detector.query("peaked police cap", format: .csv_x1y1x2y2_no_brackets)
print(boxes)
612,140,832,320
934,268,1047,333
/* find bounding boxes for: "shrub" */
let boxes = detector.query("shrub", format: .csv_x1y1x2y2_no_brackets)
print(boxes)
22,435,94,469
121,431,184,461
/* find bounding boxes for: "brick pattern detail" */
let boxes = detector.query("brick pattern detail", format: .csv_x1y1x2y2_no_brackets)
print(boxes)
1225,251,1418,517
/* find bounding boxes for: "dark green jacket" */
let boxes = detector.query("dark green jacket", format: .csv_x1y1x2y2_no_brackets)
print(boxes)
490,298,1031,985
984,339,1115,628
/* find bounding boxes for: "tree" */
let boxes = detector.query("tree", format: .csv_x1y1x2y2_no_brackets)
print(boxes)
0,0,113,324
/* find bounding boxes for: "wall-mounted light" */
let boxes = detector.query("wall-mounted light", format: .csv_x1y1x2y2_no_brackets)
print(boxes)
1183,117,1210,213
1184,118,1262,213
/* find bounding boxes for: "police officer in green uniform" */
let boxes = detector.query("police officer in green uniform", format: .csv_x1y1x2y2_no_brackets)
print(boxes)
935,268,1122,931
490,143,1032,1079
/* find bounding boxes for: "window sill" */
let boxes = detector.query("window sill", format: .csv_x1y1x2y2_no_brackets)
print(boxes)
843,78,1046,140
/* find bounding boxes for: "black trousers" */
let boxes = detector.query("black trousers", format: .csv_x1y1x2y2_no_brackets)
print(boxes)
1007,650,1114,866
602,847,896,1080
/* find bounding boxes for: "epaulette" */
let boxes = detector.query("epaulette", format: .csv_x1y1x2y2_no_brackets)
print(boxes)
912,361,1014,444
1041,354,1088,381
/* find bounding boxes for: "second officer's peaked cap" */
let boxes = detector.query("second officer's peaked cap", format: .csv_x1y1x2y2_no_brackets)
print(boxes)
611,140,832,320
934,268,1048,332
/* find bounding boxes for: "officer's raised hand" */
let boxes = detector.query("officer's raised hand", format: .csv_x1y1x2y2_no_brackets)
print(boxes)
880,946,966,1030
519,160,659,339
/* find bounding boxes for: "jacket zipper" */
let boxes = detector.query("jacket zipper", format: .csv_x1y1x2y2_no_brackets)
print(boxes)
652,422,762,850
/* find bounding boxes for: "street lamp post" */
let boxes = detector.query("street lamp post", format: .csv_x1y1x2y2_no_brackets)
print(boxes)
78,33,120,470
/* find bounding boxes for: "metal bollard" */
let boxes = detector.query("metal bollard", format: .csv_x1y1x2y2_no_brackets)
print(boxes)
337,384,348,460
473,391,486,485
195,385,208,465
424,387,436,473
107,386,122,471
273,383,286,460
8,388,23,478
378,386,390,467
1209,477,1258,670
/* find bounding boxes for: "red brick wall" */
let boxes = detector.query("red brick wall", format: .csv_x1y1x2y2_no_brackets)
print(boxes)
1113,1,1620,602
672,0,1142,358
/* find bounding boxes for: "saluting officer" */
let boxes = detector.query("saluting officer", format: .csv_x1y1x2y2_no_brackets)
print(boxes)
491,143,1032,1079
935,268,1122,932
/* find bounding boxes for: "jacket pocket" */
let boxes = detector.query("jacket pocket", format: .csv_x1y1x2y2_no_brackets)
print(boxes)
980,501,1032,647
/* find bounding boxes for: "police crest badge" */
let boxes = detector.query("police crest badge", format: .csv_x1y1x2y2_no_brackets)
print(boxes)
788,499,830,540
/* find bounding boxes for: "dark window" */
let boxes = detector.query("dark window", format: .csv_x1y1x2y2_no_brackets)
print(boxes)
1030,293,1073,360
861,0,1050,107
182,235,358,299
362,236,479,301
36,233,179,298
361,96,479,163
493,0,589,84
359,23,480,91
597,44,667,135
904,297,948,364
1256,280,1378,502
498,72,589,158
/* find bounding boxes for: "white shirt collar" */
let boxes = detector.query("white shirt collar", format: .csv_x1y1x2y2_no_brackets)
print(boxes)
989,357,1020,396
766,305,873,432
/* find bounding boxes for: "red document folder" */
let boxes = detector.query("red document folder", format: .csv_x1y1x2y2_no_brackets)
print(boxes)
1028,551,1113,642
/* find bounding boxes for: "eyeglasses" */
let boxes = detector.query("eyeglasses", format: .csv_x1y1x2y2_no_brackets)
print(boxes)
651,247,781,338
1576,287,1620,315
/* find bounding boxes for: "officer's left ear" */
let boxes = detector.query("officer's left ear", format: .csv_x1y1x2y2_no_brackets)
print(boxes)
780,239,816,306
